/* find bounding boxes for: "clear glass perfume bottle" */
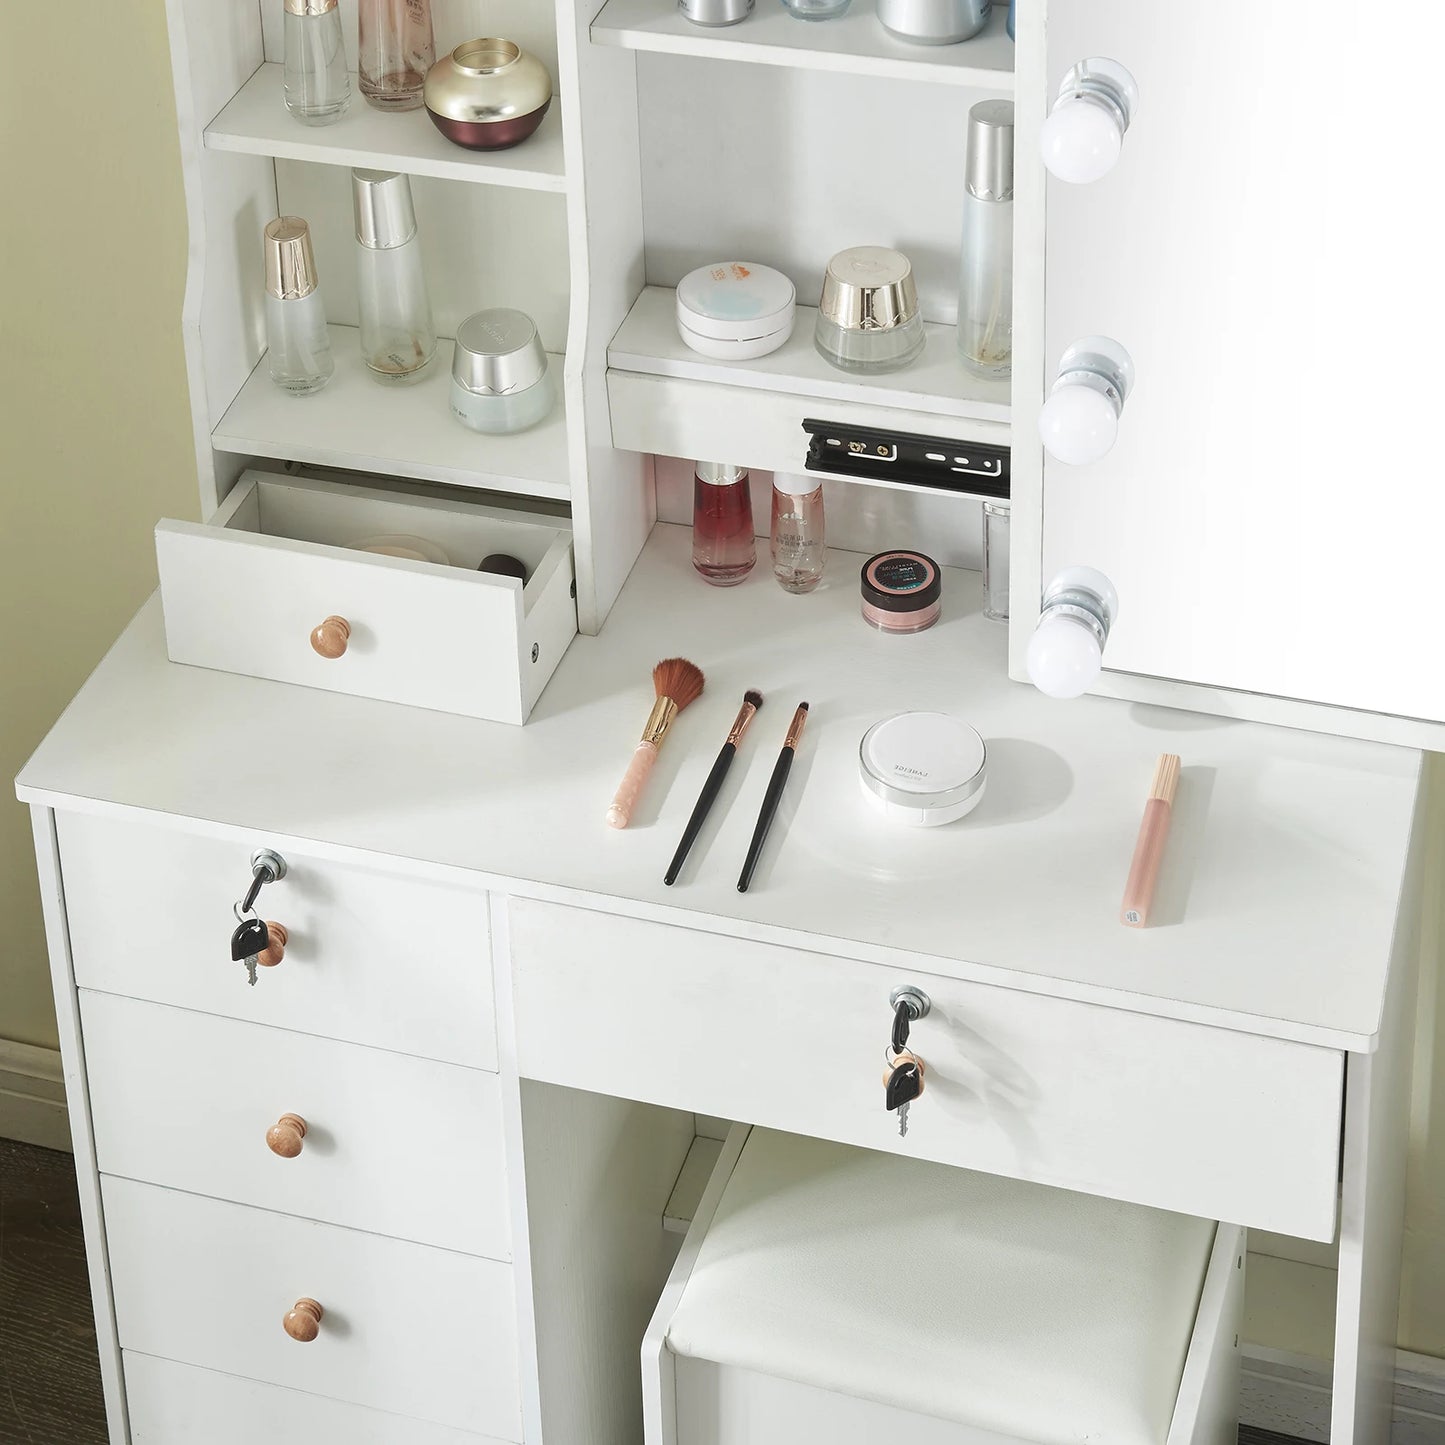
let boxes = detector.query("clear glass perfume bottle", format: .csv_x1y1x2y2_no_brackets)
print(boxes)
957,99,1015,377
692,463,755,586
283,0,351,127
263,217,335,395
352,170,435,385
770,474,825,594
359,0,435,112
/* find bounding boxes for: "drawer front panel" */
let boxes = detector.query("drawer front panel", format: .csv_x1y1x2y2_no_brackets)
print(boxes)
58,810,495,1069
127,1353,505,1445
83,992,508,1258
511,901,1343,1240
104,1178,521,1440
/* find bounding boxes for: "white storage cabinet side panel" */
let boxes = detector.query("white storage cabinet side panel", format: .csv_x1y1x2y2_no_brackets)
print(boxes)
126,1353,508,1445
103,1179,522,1439
57,811,497,1070
512,901,1342,1240
1039,5,1445,724
81,993,509,1259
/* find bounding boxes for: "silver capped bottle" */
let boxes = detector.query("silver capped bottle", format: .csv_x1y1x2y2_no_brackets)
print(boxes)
263,216,335,396
352,170,436,385
283,0,351,126
957,99,1015,377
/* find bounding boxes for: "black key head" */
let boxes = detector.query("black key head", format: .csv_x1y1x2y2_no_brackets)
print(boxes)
230,916,270,962
885,1060,922,1112
891,998,913,1054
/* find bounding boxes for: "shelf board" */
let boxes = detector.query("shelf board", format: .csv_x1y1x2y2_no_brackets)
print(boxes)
608,285,1010,425
213,328,571,502
590,0,1014,89
206,63,568,191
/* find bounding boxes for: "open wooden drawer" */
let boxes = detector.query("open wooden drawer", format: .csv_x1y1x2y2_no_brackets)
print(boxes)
155,470,575,723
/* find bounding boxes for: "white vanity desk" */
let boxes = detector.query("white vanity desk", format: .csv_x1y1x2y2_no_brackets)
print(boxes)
18,525,1424,1445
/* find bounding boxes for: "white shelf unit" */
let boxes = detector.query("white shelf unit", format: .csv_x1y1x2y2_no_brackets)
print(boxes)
164,0,1018,634
590,0,1015,89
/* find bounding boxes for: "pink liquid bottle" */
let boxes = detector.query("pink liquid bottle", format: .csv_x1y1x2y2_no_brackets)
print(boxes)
692,463,755,586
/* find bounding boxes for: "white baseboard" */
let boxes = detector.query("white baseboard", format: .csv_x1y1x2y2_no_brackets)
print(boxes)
0,1039,71,1152
1243,1345,1445,1444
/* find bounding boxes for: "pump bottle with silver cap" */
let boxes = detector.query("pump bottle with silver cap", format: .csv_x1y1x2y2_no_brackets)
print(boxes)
957,99,1014,377
352,170,436,385
283,0,350,126
263,216,335,396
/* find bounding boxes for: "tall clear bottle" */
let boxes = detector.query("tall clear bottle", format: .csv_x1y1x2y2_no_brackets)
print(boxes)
957,99,1015,377
283,0,350,126
263,216,335,396
359,0,435,112
352,170,436,385
770,474,825,594
692,463,755,586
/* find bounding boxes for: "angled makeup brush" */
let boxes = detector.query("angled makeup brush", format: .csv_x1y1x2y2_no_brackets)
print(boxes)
606,658,706,829
663,689,763,886
737,701,809,893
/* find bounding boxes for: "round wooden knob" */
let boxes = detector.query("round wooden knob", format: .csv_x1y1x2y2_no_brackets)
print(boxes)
257,921,288,968
266,1112,307,1158
310,616,351,659
283,1298,323,1342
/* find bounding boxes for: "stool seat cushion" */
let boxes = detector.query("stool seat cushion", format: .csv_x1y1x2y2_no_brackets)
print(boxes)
665,1130,1216,1445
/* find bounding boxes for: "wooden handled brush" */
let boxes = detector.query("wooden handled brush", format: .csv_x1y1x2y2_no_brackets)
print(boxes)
606,658,706,829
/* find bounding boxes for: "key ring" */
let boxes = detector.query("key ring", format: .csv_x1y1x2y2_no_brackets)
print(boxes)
234,899,259,924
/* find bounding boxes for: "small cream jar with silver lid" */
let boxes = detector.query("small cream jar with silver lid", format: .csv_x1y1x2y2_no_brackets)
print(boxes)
450,308,555,434
814,246,926,373
858,712,987,826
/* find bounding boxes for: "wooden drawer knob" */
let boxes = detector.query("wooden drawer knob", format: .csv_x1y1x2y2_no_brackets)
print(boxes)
310,616,351,659
283,1298,323,1342
266,1112,308,1158
257,921,288,968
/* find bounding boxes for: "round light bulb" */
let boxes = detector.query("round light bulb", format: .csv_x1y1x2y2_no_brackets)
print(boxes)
1026,612,1103,699
1040,99,1123,184
1038,382,1119,466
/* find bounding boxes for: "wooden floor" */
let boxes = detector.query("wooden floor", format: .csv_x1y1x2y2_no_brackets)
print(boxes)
0,1136,1307,1445
0,1138,107,1444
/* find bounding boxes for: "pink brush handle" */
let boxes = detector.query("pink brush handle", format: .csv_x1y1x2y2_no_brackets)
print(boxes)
607,741,659,829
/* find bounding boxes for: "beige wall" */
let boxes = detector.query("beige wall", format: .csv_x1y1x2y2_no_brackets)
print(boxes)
1,4,197,1050
3,0,1444,1363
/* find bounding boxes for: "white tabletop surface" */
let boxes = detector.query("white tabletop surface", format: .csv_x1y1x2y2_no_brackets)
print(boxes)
18,524,1422,1050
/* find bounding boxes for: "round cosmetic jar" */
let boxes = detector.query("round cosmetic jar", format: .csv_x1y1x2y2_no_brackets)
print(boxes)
679,0,754,25
675,262,797,360
814,246,926,373
424,39,553,151
450,309,556,434
858,712,988,827
860,550,942,633
876,0,992,45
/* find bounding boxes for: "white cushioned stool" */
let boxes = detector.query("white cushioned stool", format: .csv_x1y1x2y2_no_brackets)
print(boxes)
643,1128,1244,1445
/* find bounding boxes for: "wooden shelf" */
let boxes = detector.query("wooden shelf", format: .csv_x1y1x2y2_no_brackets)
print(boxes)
213,329,571,502
206,64,568,191
590,0,1015,89
609,286,1010,425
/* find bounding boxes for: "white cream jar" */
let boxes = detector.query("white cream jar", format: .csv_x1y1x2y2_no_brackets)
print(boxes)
675,262,797,360
858,712,987,826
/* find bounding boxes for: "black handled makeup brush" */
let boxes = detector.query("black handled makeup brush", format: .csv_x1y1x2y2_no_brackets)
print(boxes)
663,690,763,886
737,702,809,894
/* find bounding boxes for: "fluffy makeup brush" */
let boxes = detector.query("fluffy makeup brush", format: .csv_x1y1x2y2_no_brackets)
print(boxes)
606,658,706,829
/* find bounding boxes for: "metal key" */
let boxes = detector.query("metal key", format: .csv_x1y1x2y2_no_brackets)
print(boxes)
231,915,269,988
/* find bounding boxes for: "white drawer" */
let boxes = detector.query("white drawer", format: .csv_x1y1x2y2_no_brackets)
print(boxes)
104,1178,522,1440
511,900,1344,1240
58,810,495,1069
83,992,508,1257
127,1354,505,1445
156,470,576,724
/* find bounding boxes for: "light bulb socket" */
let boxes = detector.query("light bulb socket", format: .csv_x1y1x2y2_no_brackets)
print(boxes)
1051,335,1135,409
1039,565,1118,641
1051,57,1139,134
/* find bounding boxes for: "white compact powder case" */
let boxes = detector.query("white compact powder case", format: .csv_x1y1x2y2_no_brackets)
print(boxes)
675,262,797,360
858,712,988,827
